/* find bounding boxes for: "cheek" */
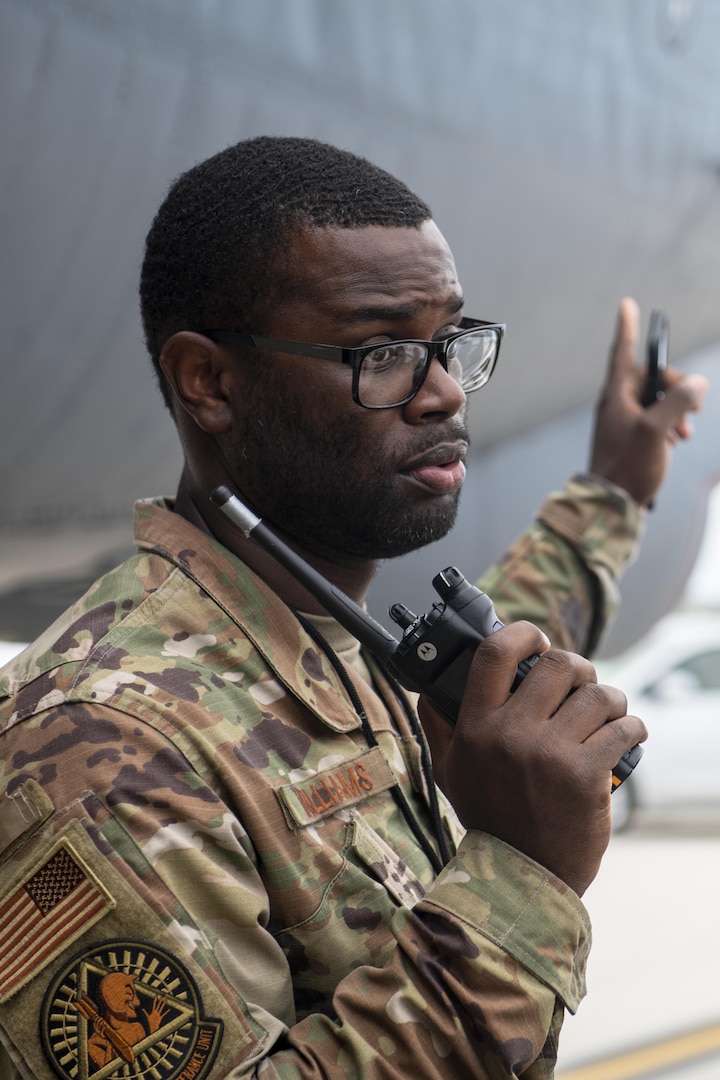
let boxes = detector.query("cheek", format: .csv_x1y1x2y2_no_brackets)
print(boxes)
234,360,401,473
257,360,352,422
301,368,354,419
283,373,395,447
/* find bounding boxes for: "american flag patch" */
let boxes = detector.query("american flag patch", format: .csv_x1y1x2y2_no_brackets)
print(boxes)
0,836,114,1002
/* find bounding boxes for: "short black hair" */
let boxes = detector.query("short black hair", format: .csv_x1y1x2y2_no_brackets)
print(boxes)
139,135,432,408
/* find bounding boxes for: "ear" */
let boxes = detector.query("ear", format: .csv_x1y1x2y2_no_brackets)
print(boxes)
159,332,234,433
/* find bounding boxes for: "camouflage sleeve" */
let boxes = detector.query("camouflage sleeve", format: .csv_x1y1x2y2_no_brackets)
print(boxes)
0,703,589,1079
285,831,589,1079
476,473,644,655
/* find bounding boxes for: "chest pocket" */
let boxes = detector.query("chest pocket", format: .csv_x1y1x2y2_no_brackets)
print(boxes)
271,800,430,1023
341,807,427,909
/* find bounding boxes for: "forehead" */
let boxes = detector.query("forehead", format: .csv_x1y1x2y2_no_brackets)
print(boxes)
276,220,461,329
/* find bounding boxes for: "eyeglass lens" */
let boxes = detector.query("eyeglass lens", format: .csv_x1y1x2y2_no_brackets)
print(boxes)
357,328,497,407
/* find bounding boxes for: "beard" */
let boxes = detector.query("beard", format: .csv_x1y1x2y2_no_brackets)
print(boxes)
220,379,468,561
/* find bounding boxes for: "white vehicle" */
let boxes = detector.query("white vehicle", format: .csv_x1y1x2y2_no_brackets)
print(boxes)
597,610,720,832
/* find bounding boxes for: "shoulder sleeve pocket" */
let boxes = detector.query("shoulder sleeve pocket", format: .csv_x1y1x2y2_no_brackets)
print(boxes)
0,808,273,1080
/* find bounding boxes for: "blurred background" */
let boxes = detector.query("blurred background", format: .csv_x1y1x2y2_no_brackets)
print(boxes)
2,3,720,1075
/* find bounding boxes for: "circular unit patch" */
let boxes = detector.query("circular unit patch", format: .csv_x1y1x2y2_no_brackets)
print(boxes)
41,939,223,1079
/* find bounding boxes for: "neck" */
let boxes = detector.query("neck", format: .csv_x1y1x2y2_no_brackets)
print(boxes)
173,472,381,613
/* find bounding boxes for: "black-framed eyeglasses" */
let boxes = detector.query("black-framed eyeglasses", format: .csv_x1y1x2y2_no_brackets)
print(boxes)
201,317,505,409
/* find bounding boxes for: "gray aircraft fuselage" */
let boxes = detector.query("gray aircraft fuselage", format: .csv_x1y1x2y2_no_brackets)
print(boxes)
2,0,720,653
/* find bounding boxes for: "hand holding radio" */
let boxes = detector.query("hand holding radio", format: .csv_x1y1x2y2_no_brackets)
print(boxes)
418,628,647,896
385,563,642,791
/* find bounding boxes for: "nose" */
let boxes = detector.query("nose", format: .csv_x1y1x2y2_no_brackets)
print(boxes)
401,356,466,423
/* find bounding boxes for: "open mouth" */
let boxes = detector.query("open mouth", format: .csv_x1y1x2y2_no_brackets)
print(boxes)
402,442,468,493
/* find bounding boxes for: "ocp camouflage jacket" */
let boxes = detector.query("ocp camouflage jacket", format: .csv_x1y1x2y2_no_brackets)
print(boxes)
0,476,641,1079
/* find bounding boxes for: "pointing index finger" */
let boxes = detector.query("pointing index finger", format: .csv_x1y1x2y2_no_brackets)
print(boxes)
605,296,640,393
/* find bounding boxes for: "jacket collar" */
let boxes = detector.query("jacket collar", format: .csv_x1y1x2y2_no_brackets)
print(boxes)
134,498,400,736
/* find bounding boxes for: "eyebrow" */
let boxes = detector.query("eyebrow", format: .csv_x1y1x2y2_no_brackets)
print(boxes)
342,295,465,326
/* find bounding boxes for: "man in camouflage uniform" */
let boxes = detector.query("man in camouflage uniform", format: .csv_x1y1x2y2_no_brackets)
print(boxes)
0,137,706,1079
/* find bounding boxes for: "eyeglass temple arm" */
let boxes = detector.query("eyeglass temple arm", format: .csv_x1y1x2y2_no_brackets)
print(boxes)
207,331,345,364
